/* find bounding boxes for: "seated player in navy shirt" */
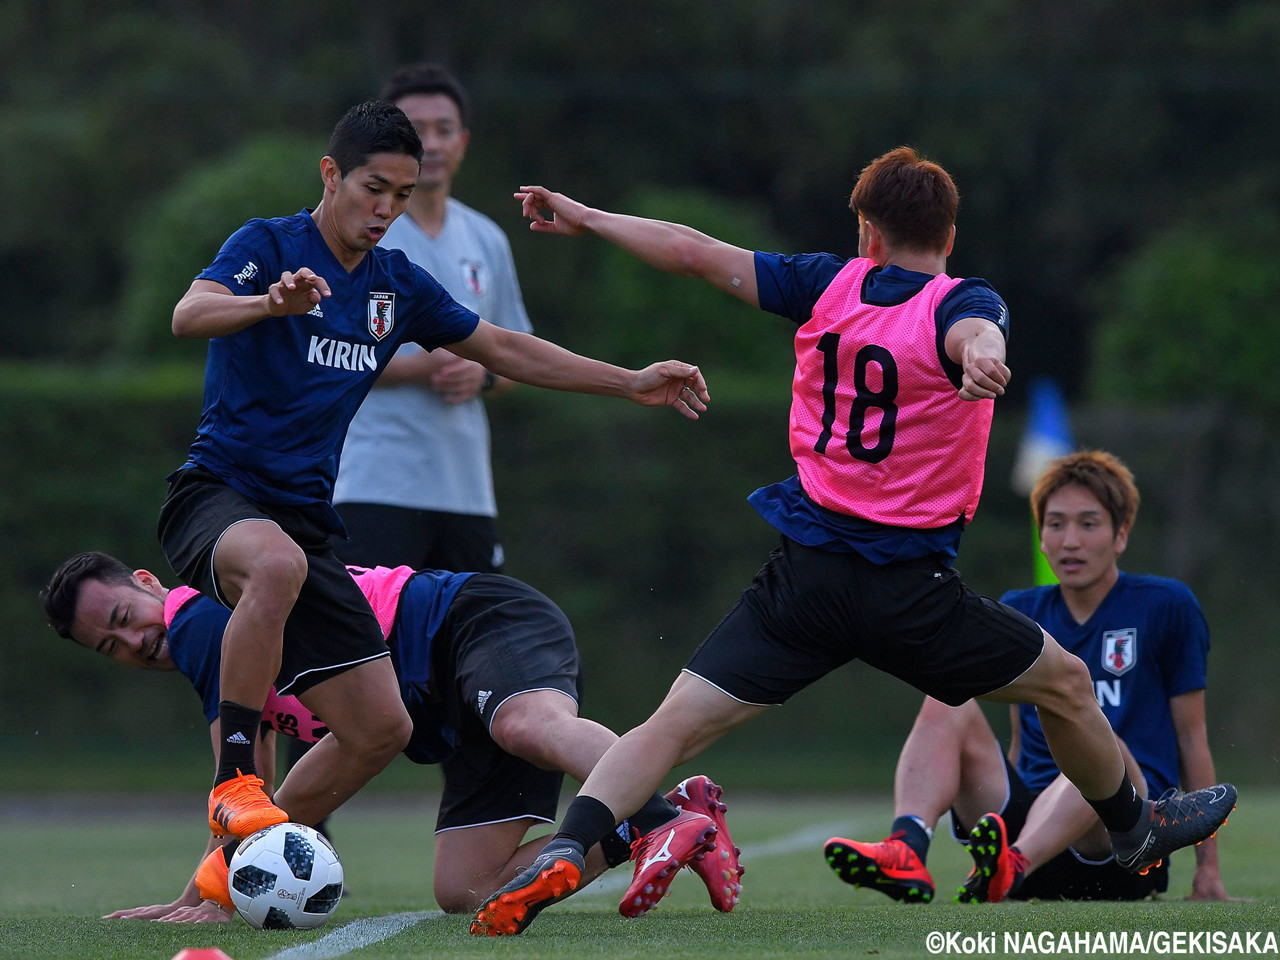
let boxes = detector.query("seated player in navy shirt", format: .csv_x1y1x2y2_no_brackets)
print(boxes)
158,101,710,851
825,451,1230,903
40,552,742,922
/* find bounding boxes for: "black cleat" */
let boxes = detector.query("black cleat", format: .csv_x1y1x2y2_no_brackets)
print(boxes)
1110,784,1237,875
471,841,585,936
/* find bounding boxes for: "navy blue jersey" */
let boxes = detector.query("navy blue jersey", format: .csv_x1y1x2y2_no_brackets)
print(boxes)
166,592,230,724
1002,573,1209,796
750,252,1009,563
387,569,475,765
179,210,480,533
387,569,474,687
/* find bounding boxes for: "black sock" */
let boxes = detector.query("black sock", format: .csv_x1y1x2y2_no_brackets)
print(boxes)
218,837,241,866
215,700,262,785
555,795,617,853
596,793,680,868
629,793,680,837
892,814,932,865
1086,771,1146,834
599,822,634,868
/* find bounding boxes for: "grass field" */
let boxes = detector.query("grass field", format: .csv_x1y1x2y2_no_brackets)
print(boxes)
2,789,1277,960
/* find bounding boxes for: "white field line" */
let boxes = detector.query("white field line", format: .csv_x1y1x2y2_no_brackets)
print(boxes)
264,910,443,960
263,817,862,960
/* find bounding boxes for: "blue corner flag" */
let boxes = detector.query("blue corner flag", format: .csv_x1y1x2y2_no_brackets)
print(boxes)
1010,377,1073,585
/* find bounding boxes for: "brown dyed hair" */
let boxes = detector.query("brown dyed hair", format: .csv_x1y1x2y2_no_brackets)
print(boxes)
1031,450,1141,534
849,146,959,252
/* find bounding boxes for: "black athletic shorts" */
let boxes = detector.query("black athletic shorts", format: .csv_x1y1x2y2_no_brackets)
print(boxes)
394,574,581,832
684,536,1044,707
334,502,504,573
949,758,1169,901
158,465,389,696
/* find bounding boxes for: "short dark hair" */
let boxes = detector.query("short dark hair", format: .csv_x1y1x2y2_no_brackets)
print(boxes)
41,551,138,640
849,146,959,253
327,100,424,178
1031,450,1141,534
380,62,471,128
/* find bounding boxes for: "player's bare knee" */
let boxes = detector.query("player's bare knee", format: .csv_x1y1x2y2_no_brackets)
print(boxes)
1037,651,1096,720
433,878,476,914
350,708,412,763
490,714,554,767
915,695,976,732
490,693,578,767
243,548,307,607
1058,653,1095,709
385,709,413,755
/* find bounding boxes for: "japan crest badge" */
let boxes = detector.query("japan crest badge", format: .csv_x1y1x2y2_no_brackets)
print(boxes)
368,292,395,340
1101,628,1137,677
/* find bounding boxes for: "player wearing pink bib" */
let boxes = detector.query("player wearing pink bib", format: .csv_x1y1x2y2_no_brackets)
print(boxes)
469,148,1236,936
792,258,987,528
42,552,741,924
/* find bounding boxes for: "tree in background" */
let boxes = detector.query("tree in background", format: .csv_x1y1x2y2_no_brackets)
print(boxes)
115,137,324,359
1089,185,1280,418
578,188,793,379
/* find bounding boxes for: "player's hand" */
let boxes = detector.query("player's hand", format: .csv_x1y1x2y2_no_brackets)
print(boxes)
514,186,590,237
628,361,709,419
155,901,235,924
267,268,331,316
430,353,488,403
958,343,1010,401
103,897,205,921
103,902,181,920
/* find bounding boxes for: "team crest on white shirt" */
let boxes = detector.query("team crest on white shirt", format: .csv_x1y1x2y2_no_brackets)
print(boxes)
460,259,486,298
1101,628,1137,676
368,292,395,340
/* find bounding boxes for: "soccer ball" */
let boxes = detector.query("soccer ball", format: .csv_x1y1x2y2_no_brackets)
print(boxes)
227,822,343,930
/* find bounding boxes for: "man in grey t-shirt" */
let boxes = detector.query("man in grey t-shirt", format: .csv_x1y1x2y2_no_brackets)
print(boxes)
333,63,531,573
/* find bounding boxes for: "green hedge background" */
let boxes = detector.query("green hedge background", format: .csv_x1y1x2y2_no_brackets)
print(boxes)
3,366,1275,792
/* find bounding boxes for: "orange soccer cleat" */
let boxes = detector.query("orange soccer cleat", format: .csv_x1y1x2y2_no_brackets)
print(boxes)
208,770,288,839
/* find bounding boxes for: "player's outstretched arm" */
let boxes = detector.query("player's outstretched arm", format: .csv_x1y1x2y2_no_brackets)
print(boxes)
514,186,759,307
1171,690,1231,901
172,270,332,339
449,322,709,420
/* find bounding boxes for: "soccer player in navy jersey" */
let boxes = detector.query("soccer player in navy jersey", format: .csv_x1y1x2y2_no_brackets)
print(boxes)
40,552,740,922
827,451,1229,904
159,100,709,848
468,150,1235,936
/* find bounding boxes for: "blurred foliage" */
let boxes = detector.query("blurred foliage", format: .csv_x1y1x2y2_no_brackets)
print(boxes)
2,371,1277,786
576,188,794,376
3,1,1280,788
1089,184,1280,416
0,364,201,760
0,0,1277,403
116,136,326,358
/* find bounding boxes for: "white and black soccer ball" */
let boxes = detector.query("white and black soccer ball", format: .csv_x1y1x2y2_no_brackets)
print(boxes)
228,822,344,930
